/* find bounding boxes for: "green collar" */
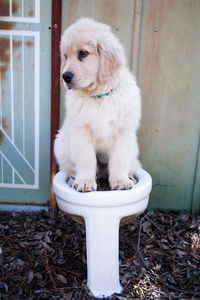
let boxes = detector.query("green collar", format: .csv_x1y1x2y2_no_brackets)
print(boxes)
90,89,113,99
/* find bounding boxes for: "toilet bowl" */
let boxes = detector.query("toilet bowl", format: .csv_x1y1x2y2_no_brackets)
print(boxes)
53,169,152,298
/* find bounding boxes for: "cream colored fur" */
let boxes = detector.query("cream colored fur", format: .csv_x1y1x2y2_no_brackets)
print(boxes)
54,18,142,192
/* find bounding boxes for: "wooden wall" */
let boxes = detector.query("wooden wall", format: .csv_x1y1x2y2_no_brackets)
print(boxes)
60,0,200,213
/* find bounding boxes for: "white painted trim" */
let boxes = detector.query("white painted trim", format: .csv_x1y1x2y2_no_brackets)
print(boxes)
34,31,40,188
0,30,40,189
0,183,38,189
14,170,22,184
0,0,40,23
10,34,14,142
0,151,27,184
1,128,35,174
0,30,39,37
0,16,38,23
35,0,40,23
22,35,25,156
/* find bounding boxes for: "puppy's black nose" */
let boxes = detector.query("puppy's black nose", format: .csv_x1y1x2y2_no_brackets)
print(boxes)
62,71,74,84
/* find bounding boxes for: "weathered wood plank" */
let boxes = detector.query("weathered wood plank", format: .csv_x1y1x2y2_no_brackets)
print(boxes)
138,0,200,211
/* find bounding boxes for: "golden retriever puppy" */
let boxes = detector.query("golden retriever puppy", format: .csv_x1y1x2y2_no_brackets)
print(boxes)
54,18,142,192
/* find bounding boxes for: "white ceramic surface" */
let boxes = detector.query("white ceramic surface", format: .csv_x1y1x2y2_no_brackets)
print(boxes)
53,169,152,297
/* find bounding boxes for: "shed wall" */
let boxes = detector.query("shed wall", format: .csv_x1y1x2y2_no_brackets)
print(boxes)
60,0,200,212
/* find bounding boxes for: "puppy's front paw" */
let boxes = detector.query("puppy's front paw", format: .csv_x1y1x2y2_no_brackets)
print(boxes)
73,178,97,192
110,178,134,190
67,176,75,187
128,174,137,185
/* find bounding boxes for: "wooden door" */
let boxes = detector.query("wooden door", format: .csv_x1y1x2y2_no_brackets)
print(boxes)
0,0,51,206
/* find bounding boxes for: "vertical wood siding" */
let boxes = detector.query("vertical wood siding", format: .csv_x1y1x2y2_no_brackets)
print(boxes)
61,0,200,212
138,0,200,212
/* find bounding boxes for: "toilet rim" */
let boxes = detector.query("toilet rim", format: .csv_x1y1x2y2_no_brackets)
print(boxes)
53,169,152,208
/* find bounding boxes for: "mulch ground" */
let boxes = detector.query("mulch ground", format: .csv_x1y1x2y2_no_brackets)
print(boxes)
0,208,199,299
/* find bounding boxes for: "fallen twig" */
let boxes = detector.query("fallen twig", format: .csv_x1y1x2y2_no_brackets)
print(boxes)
44,247,55,287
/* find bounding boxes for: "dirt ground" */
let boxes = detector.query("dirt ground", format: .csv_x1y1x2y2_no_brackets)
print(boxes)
0,208,199,299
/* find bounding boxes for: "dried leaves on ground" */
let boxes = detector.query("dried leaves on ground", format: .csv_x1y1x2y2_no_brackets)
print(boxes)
0,209,199,299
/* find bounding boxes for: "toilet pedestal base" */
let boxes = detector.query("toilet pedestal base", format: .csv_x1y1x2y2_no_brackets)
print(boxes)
85,214,122,297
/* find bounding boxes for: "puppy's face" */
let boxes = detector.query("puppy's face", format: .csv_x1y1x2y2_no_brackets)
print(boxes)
61,36,99,90
60,19,126,91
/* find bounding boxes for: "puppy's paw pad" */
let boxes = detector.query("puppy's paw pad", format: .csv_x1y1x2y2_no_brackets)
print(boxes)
73,179,97,192
110,178,133,190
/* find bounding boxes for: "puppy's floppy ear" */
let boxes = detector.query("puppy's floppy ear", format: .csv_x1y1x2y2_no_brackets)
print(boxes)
97,41,122,85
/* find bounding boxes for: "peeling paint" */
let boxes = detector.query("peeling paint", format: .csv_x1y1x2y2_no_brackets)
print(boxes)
29,10,34,17
0,0,9,16
2,118,7,130
13,39,22,49
0,37,10,80
0,37,22,80
25,40,33,48
12,0,19,15
0,21,16,30
0,129,3,145
0,0,18,17
0,118,8,145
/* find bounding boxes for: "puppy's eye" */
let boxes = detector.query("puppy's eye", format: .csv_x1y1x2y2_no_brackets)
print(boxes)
78,50,89,60
64,54,67,60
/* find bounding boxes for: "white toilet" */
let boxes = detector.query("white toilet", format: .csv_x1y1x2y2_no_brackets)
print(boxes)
53,169,152,298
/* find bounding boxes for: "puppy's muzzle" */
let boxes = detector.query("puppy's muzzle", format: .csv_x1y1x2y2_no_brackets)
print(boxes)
62,71,74,85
